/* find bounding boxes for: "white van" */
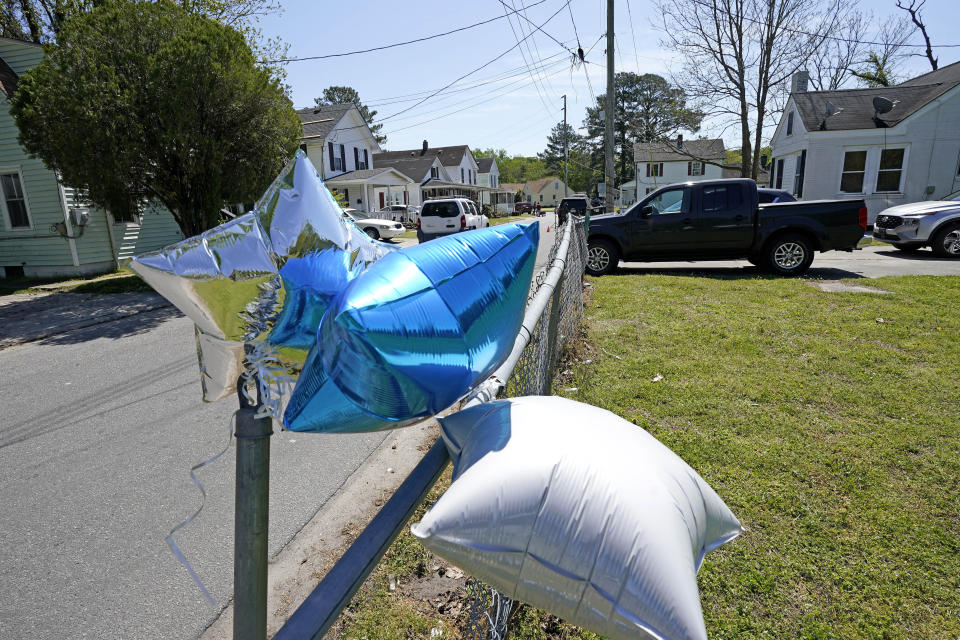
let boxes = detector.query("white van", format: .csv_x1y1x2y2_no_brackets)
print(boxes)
417,199,467,242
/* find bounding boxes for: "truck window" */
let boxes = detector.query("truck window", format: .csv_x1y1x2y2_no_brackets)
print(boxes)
702,185,744,213
421,202,460,218
647,187,690,215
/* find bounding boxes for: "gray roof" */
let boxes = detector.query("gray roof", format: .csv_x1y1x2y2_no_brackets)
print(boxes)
791,60,960,131
476,157,496,173
634,139,725,163
378,144,470,168
297,103,353,140
372,154,440,183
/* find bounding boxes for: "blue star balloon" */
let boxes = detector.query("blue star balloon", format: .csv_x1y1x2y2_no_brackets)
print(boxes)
284,222,539,433
130,151,397,408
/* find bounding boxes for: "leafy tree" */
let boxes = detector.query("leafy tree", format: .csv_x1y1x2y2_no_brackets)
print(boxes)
852,52,897,87
537,122,578,177
315,86,385,144
582,72,702,185
12,0,301,237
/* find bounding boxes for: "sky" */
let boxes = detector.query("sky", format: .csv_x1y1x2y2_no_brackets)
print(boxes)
257,0,960,157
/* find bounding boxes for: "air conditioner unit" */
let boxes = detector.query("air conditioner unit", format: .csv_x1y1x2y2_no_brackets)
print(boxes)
71,208,90,227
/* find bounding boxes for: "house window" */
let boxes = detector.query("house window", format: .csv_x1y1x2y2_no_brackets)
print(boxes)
775,159,785,189
786,112,794,136
328,142,345,172
875,148,905,192
111,199,139,223
461,168,465,183
840,150,867,193
646,163,664,177
793,149,806,198
687,161,704,176
1,172,31,229
430,166,439,179
354,147,369,170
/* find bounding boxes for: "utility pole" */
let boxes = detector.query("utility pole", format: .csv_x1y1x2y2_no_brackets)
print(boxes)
562,94,568,198
604,0,615,213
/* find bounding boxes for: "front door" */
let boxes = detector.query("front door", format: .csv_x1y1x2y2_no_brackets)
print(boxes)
379,192,385,209
624,186,695,257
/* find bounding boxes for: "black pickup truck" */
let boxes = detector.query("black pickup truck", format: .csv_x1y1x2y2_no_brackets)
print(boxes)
585,179,868,276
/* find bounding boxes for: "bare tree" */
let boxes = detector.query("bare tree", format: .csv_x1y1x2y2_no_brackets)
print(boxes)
896,0,937,70
807,9,868,91
656,0,846,180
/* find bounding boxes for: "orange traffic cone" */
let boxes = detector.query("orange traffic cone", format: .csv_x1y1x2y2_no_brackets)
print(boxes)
546,225,550,232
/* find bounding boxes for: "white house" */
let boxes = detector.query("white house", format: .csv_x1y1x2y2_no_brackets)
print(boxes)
379,141,489,205
297,104,416,213
632,137,726,200
373,145,452,208
769,64,960,221
476,157,513,214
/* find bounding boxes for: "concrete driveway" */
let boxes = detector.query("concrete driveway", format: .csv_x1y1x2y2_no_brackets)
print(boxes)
618,245,960,279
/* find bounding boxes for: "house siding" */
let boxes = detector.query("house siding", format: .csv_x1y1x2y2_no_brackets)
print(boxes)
771,86,960,221
0,38,183,277
304,108,379,186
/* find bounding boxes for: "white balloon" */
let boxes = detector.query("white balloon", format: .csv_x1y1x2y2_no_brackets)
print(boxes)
411,396,742,640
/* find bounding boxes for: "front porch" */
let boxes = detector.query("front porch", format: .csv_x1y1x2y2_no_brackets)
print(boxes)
420,179,490,209
326,168,415,217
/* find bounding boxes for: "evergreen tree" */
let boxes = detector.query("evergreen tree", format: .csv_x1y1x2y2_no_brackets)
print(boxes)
537,122,579,177
582,72,702,185
315,86,385,144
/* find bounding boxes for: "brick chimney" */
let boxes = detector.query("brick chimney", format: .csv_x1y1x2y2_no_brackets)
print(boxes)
677,134,683,149
421,140,428,156
791,71,809,94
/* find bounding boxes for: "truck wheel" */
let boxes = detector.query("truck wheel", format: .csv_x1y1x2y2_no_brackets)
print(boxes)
364,227,380,240
765,233,814,276
586,239,619,276
931,223,960,258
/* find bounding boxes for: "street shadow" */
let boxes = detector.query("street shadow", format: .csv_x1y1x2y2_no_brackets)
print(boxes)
872,248,948,261
614,264,864,281
0,292,183,349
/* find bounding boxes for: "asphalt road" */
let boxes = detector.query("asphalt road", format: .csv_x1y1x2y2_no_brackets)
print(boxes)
617,244,960,278
0,309,387,639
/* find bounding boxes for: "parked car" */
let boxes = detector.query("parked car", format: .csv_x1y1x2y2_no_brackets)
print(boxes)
456,198,489,230
343,209,405,240
557,195,596,224
514,201,535,214
585,178,868,277
417,199,473,242
872,189,960,257
757,188,797,204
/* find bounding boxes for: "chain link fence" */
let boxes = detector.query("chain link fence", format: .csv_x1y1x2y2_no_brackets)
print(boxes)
462,216,588,639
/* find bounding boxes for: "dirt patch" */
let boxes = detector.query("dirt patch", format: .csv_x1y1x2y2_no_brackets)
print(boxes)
807,281,892,294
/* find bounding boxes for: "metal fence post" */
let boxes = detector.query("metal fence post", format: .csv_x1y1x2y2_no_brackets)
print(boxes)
234,401,273,640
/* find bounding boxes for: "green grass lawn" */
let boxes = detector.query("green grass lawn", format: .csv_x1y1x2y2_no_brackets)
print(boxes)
321,272,960,639
560,273,959,639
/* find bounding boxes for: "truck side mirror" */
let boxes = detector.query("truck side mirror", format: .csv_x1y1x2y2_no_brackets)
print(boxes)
640,205,654,218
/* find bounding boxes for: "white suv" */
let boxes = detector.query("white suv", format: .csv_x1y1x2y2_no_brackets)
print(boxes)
417,199,488,242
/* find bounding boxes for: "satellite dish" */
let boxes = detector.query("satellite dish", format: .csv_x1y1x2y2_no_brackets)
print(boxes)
873,96,895,116
825,100,842,117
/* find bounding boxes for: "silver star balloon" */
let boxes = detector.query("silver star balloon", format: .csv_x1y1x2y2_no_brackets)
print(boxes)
130,152,397,414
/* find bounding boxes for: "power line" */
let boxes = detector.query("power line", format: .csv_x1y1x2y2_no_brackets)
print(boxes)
514,0,562,101
374,0,572,125
501,0,555,116
364,52,572,109
266,0,550,63
566,0,581,49
625,0,642,74
497,0,574,54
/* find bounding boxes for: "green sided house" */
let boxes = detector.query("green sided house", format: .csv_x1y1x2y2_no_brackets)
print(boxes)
0,37,183,279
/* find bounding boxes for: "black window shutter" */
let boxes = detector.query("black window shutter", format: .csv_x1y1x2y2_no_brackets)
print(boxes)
364,149,369,168
646,164,651,177
354,147,359,169
328,142,334,168
687,161,692,176
659,163,664,176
